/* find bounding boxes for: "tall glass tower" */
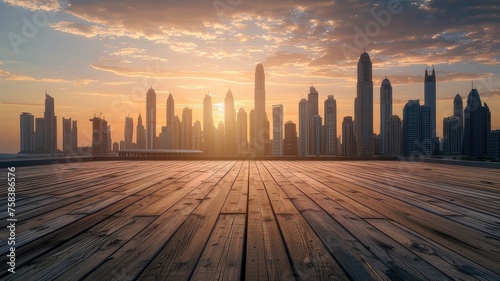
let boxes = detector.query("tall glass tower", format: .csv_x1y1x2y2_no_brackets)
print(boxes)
355,52,374,156
146,87,156,150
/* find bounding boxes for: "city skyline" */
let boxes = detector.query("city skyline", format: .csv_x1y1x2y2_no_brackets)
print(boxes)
1,1,500,153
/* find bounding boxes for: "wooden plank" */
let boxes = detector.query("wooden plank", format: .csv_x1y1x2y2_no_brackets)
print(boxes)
191,214,246,281
133,161,241,280
245,161,295,281
369,219,500,281
5,216,156,281
286,161,500,275
82,161,238,280
255,161,349,281
221,160,249,214
264,161,395,281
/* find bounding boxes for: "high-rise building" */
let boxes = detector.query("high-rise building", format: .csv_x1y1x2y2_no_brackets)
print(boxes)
193,120,202,150
166,93,175,149
215,121,225,155
254,63,268,155
443,116,462,156
385,115,401,157
20,112,35,153
312,115,322,156
264,114,272,155
249,109,255,152
43,93,57,152
298,98,309,156
283,121,298,156
182,107,193,149
124,116,133,149
225,89,235,155
90,116,110,156
136,113,146,149
463,88,491,158
35,117,44,152
324,95,337,155
402,100,431,156
236,108,248,154
380,78,392,155
272,105,284,156
113,141,119,152
159,126,168,149
355,52,374,156
308,86,319,155
146,87,156,149
453,94,464,144
72,120,77,152
62,117,77,154
488,130,500,160
424,67,437,153
203,94,214,155
171,116,181,149
342,116,356,156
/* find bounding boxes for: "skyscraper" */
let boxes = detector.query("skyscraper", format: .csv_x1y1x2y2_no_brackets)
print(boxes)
254,63,268,155
424,67,437,153
462,88,491,158
215,121,225,155
454,94,464,143
342,116,356,156
385,115,401,157
20,112,35,153
402,100,431,156
298,98,309,156
182,107,193,150
193,120,202,150
35,117,44,152
172,115,181,149
62,117,77,154
146,87,156,150
90,116,110,156
283,121,298,156
124,116,133,149
380,78,392,155
136,113,146,149
272,104,284,156
236,108,248,154
312,115,322,156
308,86,319,155
324,95,337,155
166,93,175,149
225,89,235,155
43,93,57,152
488,130,500,160
249,109,255,152
355,52,374,156
443,116,462,156
203,94,214,155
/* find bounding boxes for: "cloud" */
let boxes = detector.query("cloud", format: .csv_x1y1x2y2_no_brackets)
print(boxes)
2,0,63,11
0,69,96,85
90,63,253,84
263,52,311,67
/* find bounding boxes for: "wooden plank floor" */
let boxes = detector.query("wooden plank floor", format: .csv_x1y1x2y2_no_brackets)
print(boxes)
1,160,500,280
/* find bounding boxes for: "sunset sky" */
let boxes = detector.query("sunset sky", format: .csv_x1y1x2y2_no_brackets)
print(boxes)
1,0,499,153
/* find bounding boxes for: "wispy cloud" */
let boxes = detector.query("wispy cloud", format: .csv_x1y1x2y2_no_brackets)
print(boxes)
0,69,96,85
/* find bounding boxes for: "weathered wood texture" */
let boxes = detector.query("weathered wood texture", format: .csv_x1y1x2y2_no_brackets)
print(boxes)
1,160,499,280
